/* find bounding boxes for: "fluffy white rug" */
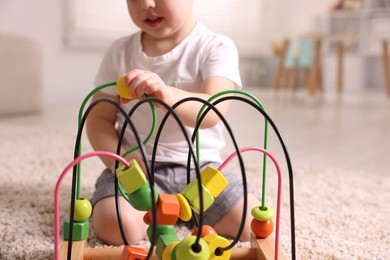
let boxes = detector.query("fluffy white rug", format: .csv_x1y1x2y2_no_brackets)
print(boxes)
0,123,389,259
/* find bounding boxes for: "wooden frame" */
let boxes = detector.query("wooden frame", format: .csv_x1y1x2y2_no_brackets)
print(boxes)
59,234,287,260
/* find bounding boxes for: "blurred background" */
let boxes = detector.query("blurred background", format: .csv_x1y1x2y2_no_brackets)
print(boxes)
1,0,389,111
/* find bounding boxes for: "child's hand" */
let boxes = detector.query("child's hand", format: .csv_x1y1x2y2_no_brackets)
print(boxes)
122,69,172,107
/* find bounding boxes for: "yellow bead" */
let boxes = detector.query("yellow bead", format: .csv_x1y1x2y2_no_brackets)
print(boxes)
116,159,147,194
251,206,275,221
162,241,179,260
182,180,214,214
200,166,229,198
203,234,232,260
116,74,132,99
67,198,92,221
176,193,192,222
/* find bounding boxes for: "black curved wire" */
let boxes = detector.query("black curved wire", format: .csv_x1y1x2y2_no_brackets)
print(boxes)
210,95,296,260
114,97,203,254
68,98,154,259
164,97,247,251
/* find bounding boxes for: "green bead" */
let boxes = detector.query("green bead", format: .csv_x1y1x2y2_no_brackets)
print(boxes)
147,224,177,242
155,234,180,259
128,183,158,211
251,205,275,221
175,236,210,260
63,219,89,241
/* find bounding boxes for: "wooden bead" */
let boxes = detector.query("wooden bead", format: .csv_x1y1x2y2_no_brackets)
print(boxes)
143,212,152,225
147,193,180,225
67,198,92,221
63,219,89,241
251,206,275,221
251,219,274,238
120,245,147,260
116,74,132,99
200,166,229,198
155,234,180,260
191,225,217,238
162,241,179,260
203,234,232,260
128,183,158,211
176,193,192,222
116,159,147,194
146,224,176,242
181,180,214,214
175,236,210,260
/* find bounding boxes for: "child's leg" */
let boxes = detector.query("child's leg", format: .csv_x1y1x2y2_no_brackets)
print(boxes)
213,193,260,241
92,196,148,245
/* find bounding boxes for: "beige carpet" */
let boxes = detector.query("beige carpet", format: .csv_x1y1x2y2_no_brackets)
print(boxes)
0,123,389,259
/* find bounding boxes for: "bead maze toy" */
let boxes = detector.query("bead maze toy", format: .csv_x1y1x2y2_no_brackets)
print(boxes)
54,76,296,260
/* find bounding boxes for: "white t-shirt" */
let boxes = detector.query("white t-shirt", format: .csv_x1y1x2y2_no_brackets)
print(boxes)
94,22,241,165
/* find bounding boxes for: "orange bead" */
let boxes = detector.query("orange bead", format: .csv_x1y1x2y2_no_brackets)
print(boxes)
120,246,147,260
191,225,218,238
143,212,152,225
147,193,180,225
251,219,274,238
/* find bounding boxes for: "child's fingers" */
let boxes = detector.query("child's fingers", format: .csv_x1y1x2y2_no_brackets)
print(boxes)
119,97,131,104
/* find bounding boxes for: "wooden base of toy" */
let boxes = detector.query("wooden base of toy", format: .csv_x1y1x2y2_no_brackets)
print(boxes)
59,234,286,260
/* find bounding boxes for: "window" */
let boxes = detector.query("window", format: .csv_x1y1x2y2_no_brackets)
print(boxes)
65,0,265,55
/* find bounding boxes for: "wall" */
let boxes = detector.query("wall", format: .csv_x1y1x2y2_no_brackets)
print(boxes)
0,0,337,104
0,0,103,104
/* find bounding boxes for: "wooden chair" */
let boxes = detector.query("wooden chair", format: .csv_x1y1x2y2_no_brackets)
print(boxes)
272,37,323,96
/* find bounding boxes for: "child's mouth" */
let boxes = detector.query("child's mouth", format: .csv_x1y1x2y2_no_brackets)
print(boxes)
145,17,163,27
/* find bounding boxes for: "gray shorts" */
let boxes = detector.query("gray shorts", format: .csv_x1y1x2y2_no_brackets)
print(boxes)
91,161,254,226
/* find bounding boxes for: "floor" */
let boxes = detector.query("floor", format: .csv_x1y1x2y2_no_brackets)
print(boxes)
1,87,389,176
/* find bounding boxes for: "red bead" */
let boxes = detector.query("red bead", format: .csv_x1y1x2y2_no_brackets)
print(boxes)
191,225,217,238
143,212,152,225
251,219,274,238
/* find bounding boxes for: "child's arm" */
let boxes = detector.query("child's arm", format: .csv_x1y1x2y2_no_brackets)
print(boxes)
86,91,146,174
121,69,236,128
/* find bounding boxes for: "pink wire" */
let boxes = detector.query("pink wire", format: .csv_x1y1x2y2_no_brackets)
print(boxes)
218,146,282,260
54,151,130,260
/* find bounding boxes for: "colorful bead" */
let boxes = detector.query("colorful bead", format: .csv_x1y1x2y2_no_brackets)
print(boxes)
67,198,92,221
200,166,229,198
162,241,179,260
191,225,217,238
128,183,158,211
146,224,177,242
120,245,147,260
147,193,180,225
116,74,132,99
203,234,232,260
175,236,210,260
251,206,275,221
176,193,192,222
143,212,152,225
116,159,147,195
155,234,180,260
251,219,274,238
63,219,89,241
181,180,214,214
